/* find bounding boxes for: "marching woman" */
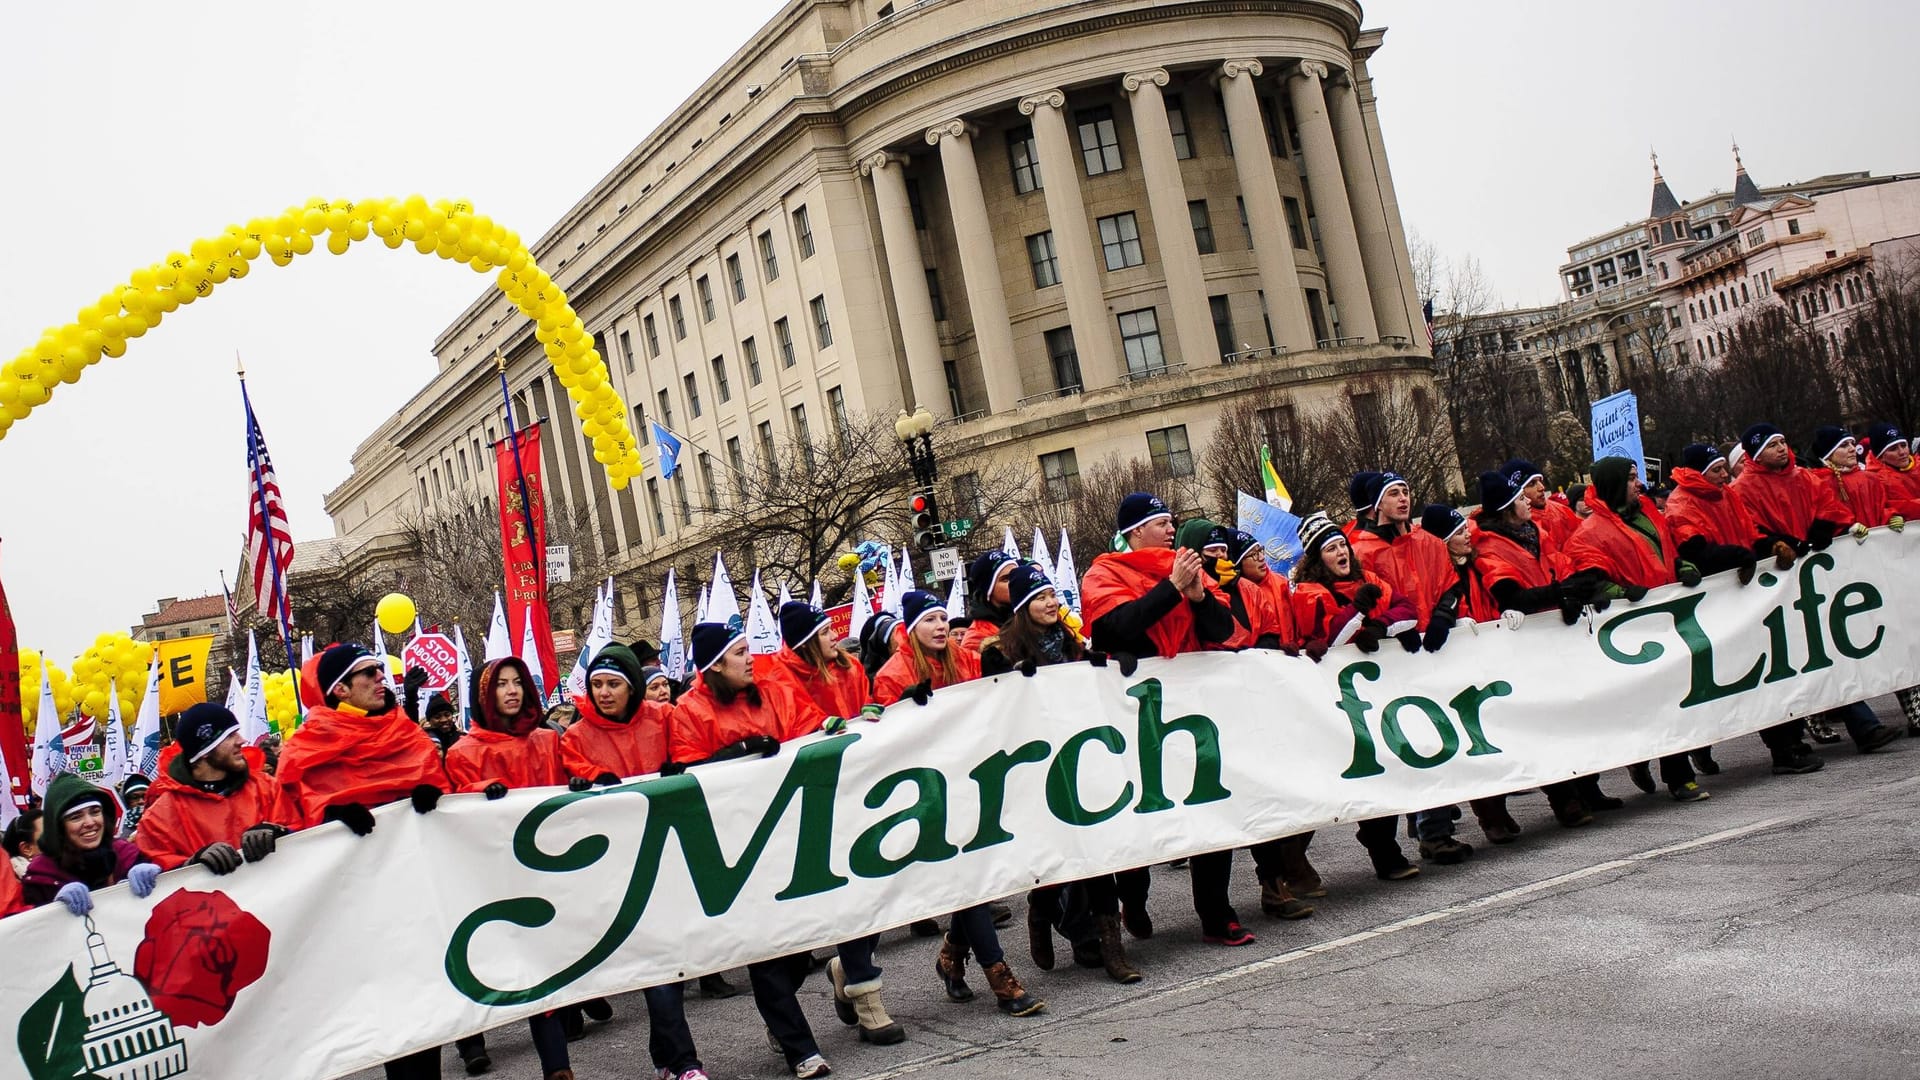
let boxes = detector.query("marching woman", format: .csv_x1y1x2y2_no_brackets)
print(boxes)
958,550,1021,654
1862,422,1920,735
22,774,163,912
873,591,1045,1017
978,564,1143,984
1289,512,1421,883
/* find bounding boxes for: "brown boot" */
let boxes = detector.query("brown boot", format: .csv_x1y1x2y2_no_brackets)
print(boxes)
544,1072,573,1080
1259,876,1315,919
982,960,1046,1016
1470,797,1521,844
1095,914,1142,984
1274,833,1325,898
934,934,973,1002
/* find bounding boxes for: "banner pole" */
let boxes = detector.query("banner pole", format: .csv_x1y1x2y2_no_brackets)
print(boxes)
239,361,301,679
496,352,548,683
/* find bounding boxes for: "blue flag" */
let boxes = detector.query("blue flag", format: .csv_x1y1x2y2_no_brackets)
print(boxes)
1589,390,1644,478
1236,490,1304,576
652,421,684,478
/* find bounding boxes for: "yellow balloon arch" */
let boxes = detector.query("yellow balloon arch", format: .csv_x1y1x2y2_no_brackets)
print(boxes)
2,196,641,487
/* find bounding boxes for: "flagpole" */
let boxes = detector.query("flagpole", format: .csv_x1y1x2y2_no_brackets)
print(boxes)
496,351,548,681
239,356,301,679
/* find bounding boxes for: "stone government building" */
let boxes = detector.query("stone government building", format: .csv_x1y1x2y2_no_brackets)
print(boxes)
325,0,1434,633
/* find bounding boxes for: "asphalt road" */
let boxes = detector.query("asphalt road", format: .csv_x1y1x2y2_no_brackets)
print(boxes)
366,698,1920,1080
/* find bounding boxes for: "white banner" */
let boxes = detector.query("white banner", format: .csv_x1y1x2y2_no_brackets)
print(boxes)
4,537,1917,1079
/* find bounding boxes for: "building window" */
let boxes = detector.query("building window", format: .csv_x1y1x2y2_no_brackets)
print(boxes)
633,403,648,444
683,372,702,418
792,205,815,258
1076,106,1124,175
1027,231,1060,287
1098,212,1145,271
775,317,796,367
1007,125,1042,193
828,385,850,443
1045,326,1081,391
1147,425,1195,477
1209,295,1235,360
669,295,687,339
757,420,777,469
727,253,746,301
656,388,673,427
710,356,731,403
1040,449,1081,502
1282,197,1308,249
1741,281,1750,304
1166,96,1193,159
643,314,660,357
790,405,812,466
646,477,665,534
699,452,718,508
1305,288,1330,342
1238,196,1253,246
758,230,780,280
1189,200,1216,255
1117,307,1167,375
944,359,965,417
925,269,947,321
1257,404,1298,449
906,178,927,230
1788,218,1802,235
1746,227,1765,247
618,330,634,373
672,472,692,525
810,295,834,348
951,471,983,519
742,336,762,385
726,436,746,493
696,276,715,322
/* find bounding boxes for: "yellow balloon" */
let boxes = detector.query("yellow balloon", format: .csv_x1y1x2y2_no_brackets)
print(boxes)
376,592,417,634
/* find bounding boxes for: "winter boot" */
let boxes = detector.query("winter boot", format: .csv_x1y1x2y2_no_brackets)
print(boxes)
699,973,739,999
1470,797,1520,844
1807,712,1843,744
1274,833,1325,897
1370,849,1420,881
1026,901,1055,971
1544,783,1593,827
1094,914,1142,984
1577,774,1624,811
1690,747,1722,775
1418,836,1475,865
1900,688,1920,737
982,961,1046,1016
455,1034,491,1076
828,957,906,1045
1627,762,1656,793
1258,875,1315,919
934,934,974,1002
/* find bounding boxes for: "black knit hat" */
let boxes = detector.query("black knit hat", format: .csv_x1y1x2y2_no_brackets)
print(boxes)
176,702,240,763
1810,424,1853,463
1114,492,1171,535
1741,423,1785,460
119,773,151,799
1681,443,1724,472
691,621,745,673
901,589,946,634
1005,563,1056,615
1423,503,1469,540
317,643,381,700
1349,470,1408,515
1866,421,1907,456
1298,512,1343,559
966,551,1017,602
627,639,662,665
1478,469,1523,513
858,611,899,656
1225,529,1262,564
779,601,831,650
1501,459,1544,494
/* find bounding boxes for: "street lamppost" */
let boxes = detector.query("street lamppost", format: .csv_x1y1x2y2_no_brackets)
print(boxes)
896,406,942,551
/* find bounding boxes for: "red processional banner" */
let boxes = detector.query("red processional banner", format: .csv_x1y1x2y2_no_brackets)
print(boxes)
493,426,560,695
0,542,27,811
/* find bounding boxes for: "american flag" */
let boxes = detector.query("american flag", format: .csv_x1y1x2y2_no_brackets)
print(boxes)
242,380,295,636
219,568,240,632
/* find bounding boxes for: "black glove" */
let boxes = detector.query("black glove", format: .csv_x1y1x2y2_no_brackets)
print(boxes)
322,802,376,836
1018,658,1037,678
484,782,509,801
193,842,243,875
594,772,621,786
1422,614,1454,653
905,680,932,706
742,733,780,757
1808,519,1840,551
1589,591,1612,612
659,760,687,777
1352,583,1382,614
1303,641,1329,663
1353,621,1384,653
1396,628,1422,653
240,824,286,863
567,776,593,792
1619,582,1649,602
411,785,442,814
1085,650,1109,667
1677,563,1703,588
401,667,430,720
1559,590,1586,625
1113,652,1139,677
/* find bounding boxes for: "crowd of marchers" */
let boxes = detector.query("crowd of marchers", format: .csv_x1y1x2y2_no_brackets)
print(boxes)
5,417,1918,1080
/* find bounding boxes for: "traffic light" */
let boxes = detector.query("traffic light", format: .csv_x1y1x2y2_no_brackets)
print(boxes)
911,490,943,550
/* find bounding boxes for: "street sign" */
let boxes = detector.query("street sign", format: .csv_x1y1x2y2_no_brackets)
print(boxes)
400,632,462,692
929,545,962,582
551,629,578,653
941,519,974,538
546,544,573,584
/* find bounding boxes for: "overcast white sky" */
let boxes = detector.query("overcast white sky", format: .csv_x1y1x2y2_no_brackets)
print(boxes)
3,0,1915,663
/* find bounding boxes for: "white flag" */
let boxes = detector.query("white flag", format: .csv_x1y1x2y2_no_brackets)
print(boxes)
102,680,129,785
132,652,163,780
778,580,794,607
300,633,315,669
372,623,397,694
810,579,823,609
1055,528,1082,617
879,548,902,618
1002,526,1020,558
745,570,782,655
30,664,59,798
661,569,688,681
1031,527,1056,586
567,578,616,698
224,668,245,714
0,731,17,828
484,591,513,661
945,567,968,621
453,623,474,731
240,631,271,745
708,553,742,624
847,565,873,647
518,608,546,703
900,547,918,596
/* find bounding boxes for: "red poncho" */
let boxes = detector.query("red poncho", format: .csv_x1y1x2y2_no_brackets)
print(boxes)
1664,467,1759,546
958,619,1000,656
1564,494,1678,589
1731,454,1852,540
1081,548,1215,656
560,701,673,780
446,727,567,792
1230,571,1301,648
1346,523,1455,630
1812,465,1909,528
1532,498,1583,552
669,675,827,763
0,855,28,919
1290,571,1399,644
137,746,289,871
1471,515,1571,591
1867,453,1920,506
762,648,872,719
273,704,447,829
872,643,982,706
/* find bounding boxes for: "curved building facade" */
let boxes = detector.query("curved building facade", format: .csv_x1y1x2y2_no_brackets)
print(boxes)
327,0,1433,630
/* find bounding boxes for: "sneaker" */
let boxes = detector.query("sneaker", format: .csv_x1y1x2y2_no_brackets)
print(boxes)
582,997,613,1023
680,1071,711,1080
463,1052,493,1076
655,1070,673,1080
1857,724,1902,753
1669,782,1711,802
1202,921,1256,946
1417,837,1474,865
1689,748,1722,775
1807,715,1843,744
793,1055,832,1079
909,919,941,937
1627,762,1656,793
1771,752,1825,775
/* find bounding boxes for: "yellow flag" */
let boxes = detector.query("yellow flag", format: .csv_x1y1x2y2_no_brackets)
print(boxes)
155,635,215,715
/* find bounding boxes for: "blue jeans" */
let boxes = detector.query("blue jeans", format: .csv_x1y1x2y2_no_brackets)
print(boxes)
836,934,882,984
643,983,702,1074
947,903,1006,967
1837,701,1883,742
1414,806,1459,842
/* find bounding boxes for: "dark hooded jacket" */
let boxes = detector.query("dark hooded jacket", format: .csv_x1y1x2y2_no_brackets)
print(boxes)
445,656,566,792
23,774,142,905
559,644,673,780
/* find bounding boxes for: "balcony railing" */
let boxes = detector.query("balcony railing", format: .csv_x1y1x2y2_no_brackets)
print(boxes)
1223,345,1288,364
1119,361,1187,384
1018,385,1081,407
1316,335,1366,349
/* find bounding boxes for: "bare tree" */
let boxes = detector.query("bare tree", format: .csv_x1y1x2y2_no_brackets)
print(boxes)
1836,268,1920,434
1198,382,1339,524
398,489,613,645
1714,305,1844,447
1021,454,1208,567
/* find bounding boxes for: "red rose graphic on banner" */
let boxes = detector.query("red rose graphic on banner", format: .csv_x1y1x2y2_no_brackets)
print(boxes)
133,889,272,1028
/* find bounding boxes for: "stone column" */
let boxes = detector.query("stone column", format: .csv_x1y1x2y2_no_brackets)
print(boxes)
1217,60,1313,353
1121,68,1219,367
861,150,949,416
1326,69,1413,342
1019,89,1121,389
1285,61,1378,343
926,120,1022,412
1351,55,1428,349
